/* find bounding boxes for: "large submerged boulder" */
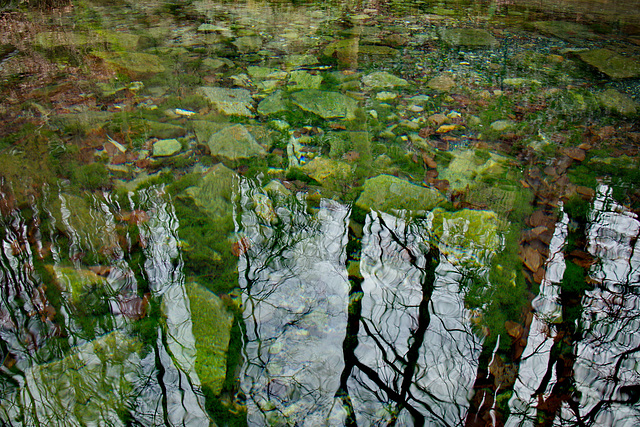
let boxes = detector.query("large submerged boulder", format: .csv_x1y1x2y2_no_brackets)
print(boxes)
356,174,445,214
577,49,640,79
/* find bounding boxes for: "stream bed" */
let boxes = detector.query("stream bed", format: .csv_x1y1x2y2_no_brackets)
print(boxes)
1,0,640,425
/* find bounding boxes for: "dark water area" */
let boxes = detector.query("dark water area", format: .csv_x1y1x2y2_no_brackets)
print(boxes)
1,0,640,425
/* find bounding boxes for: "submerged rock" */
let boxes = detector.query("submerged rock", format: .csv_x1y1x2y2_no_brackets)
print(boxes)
95,51,166,76
186,163,238,218
185,282,234,395
288,70,323,90
431,208,501,265
207,124,266,160
2,331,142,426
577,49,640,79
198,87,255,117
356,174,445,214
51,111,114,134
301,157,352,190
48,265,107,303
439,28,498,48
291,89,358,119
96,30,141,51
427,74,456,92
438,149,509,192
490,120,515,131
257,90,288,116
532,21,598,42
191,120,230,145
362,71,409,89
233,35,263,53
333,131,373,161
34,31,98,49
143,120,186,139
597,89,638,116
152,139,182,157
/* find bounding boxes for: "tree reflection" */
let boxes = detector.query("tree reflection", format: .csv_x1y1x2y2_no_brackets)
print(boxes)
511,185,640,426
336,209,480,426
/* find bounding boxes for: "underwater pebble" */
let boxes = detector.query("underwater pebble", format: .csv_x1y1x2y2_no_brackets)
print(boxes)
376,91,398,101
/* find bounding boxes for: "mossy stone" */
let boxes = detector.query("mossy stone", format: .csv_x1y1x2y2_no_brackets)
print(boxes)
597,89,638,116
47,265,107,303
50,194,119,255
143,120,186,139
34,31,99,49
257,90,288,116
207,124,266,160
301,157,352,191
532,21,598,42
355,174,445,214
431,207,501,265
95,51,166,76
152,139,182,157
362,71,408,89
439,28,498,48
198,87,255,118
185,164,238,219
288,70,323,90
185,282,234,395
438,149,509,192
577,49,640,79
290,89,358,120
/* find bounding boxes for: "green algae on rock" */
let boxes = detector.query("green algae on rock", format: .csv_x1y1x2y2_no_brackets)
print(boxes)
431,208,501,266
185,282,234,395
94,51,166,76
288,70,323,90
597,88,638,116
207,124,266,160
362,71,409,89
290,89,358,120
577,48,640,79
532,21,599,42
439,28,498,48
438,149,510,192
301,157,352,191
50,194,119,256
143,120,186,139
152,139,182,157
355,174,445,215
34,31,99,49
198,87,255,117
48,265,108,303
185,164,238,219
257,90,289,116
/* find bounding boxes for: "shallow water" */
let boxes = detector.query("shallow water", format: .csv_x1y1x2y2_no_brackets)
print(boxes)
1,0,640,426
